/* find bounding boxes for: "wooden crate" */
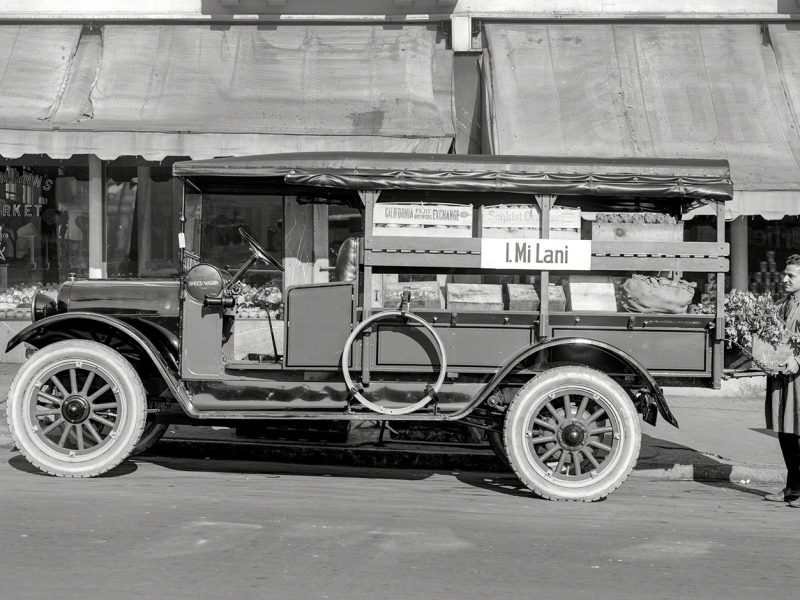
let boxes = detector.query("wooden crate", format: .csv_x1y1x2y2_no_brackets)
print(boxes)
370,273,399,308
548,285,567,312
446,283,503,312
591,221,683,242
505,284,539,311
373,203,472,238
565,275,618,311
383,281,444,309
479,205,581,238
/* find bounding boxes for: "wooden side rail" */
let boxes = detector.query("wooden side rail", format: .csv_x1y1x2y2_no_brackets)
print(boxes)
363,236,729,272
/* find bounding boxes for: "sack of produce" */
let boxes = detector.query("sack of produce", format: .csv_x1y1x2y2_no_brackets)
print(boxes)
620,274,697,314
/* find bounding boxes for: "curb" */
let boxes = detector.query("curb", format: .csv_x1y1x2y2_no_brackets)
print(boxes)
148,438,786,485
634,463,786,484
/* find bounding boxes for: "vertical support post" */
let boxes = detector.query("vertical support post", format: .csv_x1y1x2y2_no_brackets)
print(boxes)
730,215,748,292
88,155,105,279
714,200,726,390
312,204,329,283
536,194,555,341
359,190,379,387
284,198,314,290
137,166,152,277
173,176,185,271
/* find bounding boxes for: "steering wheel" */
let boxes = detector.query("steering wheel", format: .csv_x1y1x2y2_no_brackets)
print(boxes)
239,227,285,272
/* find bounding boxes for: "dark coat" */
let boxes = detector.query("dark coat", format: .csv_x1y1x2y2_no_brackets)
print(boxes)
766,296,800,435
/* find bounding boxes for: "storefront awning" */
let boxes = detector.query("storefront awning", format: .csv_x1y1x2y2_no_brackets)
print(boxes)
483,23,800,200
685,191,800,220
0,24,455,160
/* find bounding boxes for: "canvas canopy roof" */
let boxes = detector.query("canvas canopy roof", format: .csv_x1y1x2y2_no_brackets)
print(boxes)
173,152,733,205
0,24,454,159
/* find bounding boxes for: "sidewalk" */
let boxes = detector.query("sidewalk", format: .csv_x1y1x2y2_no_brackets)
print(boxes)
0,362,787,484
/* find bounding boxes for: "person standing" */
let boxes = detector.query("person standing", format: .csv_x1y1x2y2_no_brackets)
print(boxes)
765,254,800,507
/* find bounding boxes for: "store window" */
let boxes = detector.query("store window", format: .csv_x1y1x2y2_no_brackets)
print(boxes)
749,216,800,298
105,162,180,279
0,158,90,316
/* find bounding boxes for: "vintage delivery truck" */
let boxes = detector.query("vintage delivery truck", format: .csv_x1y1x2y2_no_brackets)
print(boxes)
4,153,731,501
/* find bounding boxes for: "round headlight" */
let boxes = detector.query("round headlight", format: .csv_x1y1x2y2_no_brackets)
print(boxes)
31,291,57,323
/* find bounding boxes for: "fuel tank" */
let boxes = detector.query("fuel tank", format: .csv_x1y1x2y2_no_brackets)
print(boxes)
58,278,181,317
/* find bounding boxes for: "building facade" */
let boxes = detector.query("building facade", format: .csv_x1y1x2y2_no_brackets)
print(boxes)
1,0,799,309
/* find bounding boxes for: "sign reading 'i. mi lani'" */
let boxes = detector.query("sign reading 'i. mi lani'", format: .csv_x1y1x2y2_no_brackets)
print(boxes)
480,238,592,270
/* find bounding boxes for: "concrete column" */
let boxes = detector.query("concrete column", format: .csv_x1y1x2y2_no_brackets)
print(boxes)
88,155,105,279
730,216,749,292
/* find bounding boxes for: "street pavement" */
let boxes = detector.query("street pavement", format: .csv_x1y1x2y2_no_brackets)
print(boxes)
0,455,797,600
0,361,790,486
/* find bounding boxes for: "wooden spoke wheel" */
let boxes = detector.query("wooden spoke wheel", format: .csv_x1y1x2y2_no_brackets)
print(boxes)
6,340,147,477
504,366,640,502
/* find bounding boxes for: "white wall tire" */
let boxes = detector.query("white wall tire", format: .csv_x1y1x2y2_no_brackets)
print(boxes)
504,366,641,502
6,340,147,478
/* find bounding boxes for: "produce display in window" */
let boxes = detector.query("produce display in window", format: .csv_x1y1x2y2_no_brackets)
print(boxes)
234,281,283,320
751,250,781,299
0,283,58,319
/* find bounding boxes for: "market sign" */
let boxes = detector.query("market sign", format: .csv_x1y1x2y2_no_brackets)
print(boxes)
0,167,51,217
480,238,592,270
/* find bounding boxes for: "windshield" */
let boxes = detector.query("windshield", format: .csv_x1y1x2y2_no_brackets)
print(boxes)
201,194,283,271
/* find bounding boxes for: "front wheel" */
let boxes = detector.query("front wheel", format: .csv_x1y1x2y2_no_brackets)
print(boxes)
6,340,147,477
504,366,640,502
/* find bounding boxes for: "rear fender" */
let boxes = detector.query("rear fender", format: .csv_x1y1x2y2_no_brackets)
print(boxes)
470,337,678,428
6,312,192,410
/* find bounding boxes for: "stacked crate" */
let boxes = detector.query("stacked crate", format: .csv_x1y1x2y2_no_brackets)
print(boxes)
372,202,471,308
591,213,683,242
372,202,473,237
750,251,781,299
479,204,581,239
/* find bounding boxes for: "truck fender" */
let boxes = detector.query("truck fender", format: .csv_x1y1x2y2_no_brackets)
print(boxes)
471,337,678,428
6,312,193,410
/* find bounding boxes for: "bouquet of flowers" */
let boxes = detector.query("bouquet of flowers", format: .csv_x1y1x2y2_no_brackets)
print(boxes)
696,290,800,372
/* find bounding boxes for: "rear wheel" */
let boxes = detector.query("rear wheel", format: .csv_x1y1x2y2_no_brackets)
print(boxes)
504,366,640,502
131,418,169,456
6,340,147,477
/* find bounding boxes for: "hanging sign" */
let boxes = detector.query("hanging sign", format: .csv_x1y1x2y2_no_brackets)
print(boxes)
480,238,592,270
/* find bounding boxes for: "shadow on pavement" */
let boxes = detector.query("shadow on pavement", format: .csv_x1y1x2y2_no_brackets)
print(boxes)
4,431,776,500
139,454,433,481
638,433,769,497
7,453,138,477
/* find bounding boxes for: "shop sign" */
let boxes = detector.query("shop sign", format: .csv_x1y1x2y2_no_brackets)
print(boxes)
0,167,52,217
480,238,592,270
373,203,472,227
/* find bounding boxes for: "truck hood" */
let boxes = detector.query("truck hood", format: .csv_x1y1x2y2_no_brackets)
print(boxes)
58,279,181,317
